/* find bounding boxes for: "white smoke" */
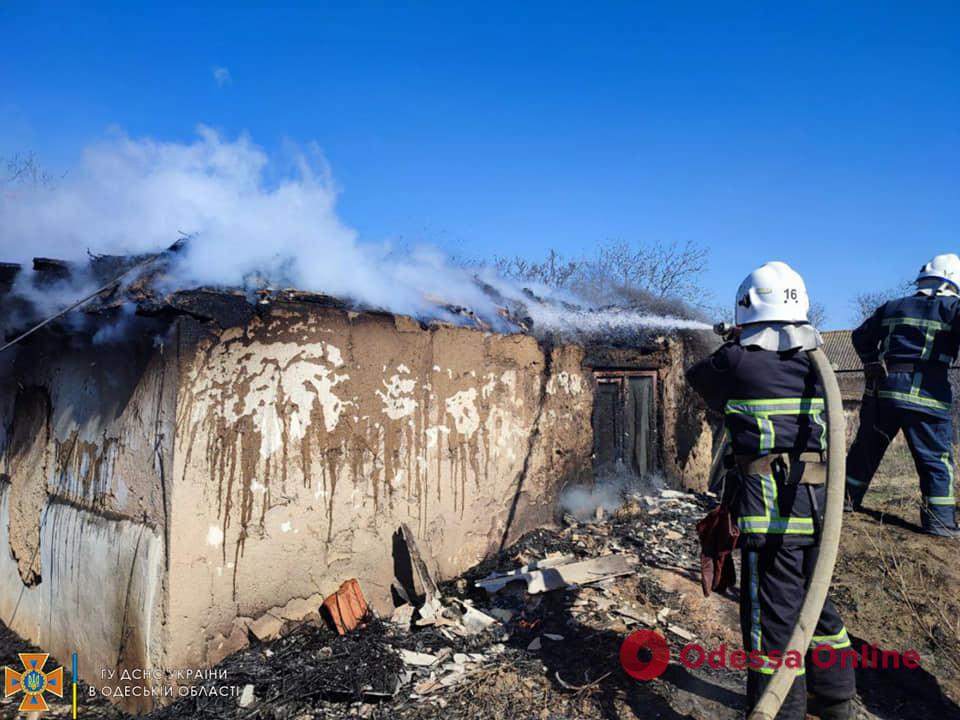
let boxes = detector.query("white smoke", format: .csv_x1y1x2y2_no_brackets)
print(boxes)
560,479,630,521
559,464,667,521
0,127,709,334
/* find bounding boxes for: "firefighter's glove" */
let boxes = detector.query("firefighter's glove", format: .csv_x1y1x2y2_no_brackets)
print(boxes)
696,506,740,597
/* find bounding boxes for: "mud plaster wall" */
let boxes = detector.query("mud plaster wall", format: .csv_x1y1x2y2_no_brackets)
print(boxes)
0,328,173,707
660,337,715,492
169,307,593,667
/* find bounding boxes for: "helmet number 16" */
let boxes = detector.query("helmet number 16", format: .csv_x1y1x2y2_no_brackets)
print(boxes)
784,288,799,303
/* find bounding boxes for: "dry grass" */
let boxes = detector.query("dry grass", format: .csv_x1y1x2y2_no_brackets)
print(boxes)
862,525,960,675
838,438,960,707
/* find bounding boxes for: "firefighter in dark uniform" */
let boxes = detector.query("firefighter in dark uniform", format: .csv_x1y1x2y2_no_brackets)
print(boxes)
846,254,960,537
687,261,856,720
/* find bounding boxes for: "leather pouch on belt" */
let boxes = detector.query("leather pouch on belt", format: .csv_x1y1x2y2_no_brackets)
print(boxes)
736,453,826,485
696,505,739,598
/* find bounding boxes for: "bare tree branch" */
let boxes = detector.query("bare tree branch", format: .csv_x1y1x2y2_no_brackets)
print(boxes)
571,238,709,308
4,151,59,188
494,239,710,318
494,249,581,289
852,281,914,324
807,301,828,328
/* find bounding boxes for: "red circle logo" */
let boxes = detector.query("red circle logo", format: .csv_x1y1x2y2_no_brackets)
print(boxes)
619,630,670,680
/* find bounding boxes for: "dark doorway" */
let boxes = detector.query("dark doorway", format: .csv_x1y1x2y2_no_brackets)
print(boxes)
592,371,659,478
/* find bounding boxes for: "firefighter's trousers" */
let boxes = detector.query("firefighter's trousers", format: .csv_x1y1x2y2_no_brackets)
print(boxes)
846,396,957,531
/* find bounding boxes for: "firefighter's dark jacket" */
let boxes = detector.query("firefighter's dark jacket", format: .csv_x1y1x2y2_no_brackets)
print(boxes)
686,342,826,457
687,342,825,541
852,293,960,419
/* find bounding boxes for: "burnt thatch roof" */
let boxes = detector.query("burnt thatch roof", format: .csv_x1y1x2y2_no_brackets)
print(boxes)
1,245,707,350
0,249,527,339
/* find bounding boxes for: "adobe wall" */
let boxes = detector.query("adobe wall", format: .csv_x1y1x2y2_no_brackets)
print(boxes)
0,323,173,711
0,302,718,709
660,334,718,492
167,306,594,668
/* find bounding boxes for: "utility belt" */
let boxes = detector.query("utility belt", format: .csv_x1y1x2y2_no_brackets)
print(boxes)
884,360,950,373
886,362,922,373
733,451,826,486
867,359,950,394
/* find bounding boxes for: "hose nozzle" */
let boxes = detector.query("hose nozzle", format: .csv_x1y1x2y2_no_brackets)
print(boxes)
713,322,736,340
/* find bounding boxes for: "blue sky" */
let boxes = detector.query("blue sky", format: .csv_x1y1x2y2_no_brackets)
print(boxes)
1,2,957,328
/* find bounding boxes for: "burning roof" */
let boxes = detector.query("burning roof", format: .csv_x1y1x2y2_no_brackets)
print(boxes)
0,244,710,352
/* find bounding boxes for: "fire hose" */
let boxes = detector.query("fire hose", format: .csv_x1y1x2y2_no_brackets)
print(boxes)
748,346,846,720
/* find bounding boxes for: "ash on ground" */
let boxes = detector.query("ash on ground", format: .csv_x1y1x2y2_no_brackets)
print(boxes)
4,480,955,719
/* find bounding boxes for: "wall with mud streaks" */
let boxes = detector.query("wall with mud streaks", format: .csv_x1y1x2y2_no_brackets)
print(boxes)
0,489,164,712
659,336,716,492
168,307,593,666
0,324,175,707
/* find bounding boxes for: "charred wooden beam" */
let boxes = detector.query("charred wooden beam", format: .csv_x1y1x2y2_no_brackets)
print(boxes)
0,262,22,294
31,257,73,287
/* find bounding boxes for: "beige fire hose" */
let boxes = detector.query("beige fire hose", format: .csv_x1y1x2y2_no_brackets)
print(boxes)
748,347,846,720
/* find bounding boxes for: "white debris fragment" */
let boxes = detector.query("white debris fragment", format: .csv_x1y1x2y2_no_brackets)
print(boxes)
390,603,416,628
439,668,466,686
476,553,639,594
460,604,498,633
399,649,441,667
668,624,697,641
416,596,445,626
615,606,657,627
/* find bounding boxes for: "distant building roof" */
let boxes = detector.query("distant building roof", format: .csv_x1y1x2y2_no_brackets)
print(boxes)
821,328,960,374
821,330,862,372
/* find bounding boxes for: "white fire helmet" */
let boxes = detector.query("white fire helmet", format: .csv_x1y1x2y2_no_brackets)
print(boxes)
916,254,960,293
735,261,810,325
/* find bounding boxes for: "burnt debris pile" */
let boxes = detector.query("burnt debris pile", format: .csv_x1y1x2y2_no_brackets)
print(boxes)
154,485,720,720
39,484,737,720
1,486,723,719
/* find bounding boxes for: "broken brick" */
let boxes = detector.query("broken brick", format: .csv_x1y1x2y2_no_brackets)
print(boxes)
250,613,287,642
322,578,370,635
